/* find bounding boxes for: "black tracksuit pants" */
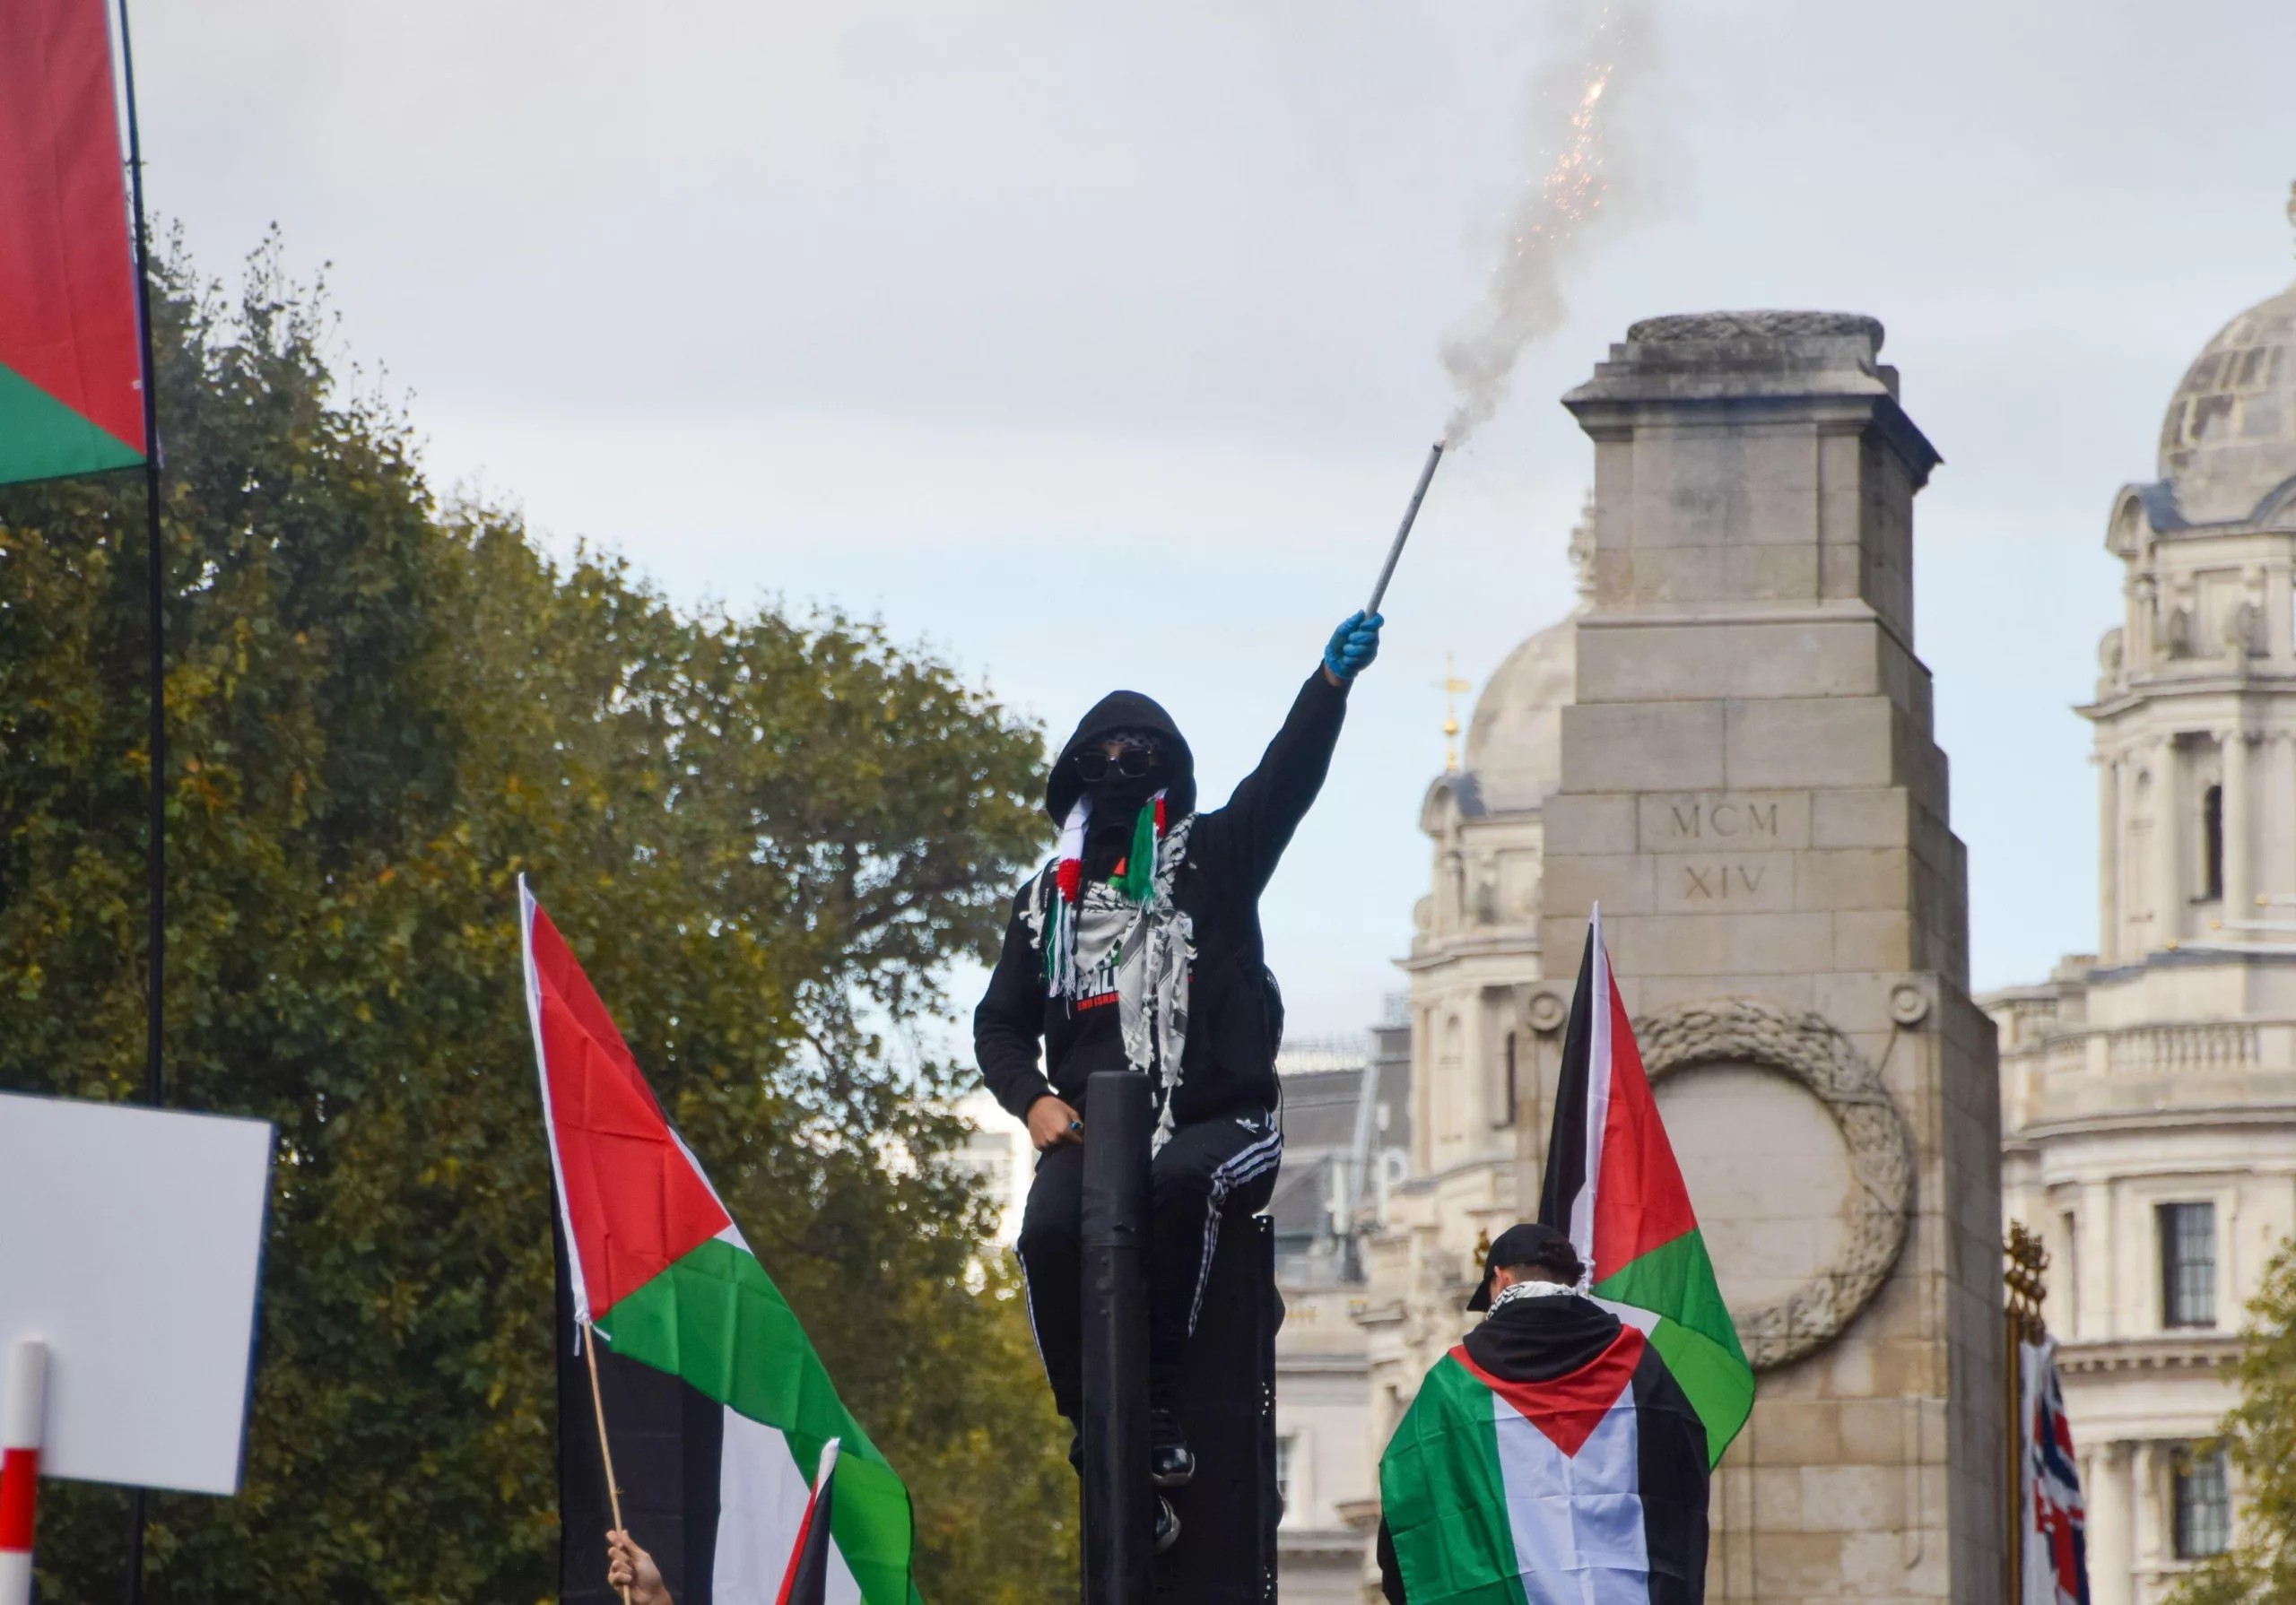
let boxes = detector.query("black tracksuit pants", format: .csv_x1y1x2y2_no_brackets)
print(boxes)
1015,1109,1282,1422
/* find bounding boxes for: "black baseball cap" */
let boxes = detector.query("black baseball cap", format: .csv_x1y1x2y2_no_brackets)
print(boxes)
1466,1222,1584,1312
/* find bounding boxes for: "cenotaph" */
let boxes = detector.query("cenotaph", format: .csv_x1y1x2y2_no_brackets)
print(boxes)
1539,312,2005,1603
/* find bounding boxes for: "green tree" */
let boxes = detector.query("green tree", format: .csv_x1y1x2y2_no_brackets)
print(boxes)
0,238,1073,1604
2164,1239,2296,1605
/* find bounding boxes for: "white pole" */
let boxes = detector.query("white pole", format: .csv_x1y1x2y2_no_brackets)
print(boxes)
0,1338,50,1605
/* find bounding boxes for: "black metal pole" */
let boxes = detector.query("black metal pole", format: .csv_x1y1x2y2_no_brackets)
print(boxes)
1081,1071,1152,1605
1362,439,1445,617
114,0,164,1597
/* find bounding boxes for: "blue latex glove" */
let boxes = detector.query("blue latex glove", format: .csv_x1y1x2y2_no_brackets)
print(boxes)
1323,611,1383,681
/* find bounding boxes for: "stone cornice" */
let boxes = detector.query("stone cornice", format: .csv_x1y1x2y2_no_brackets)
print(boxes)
2056,1335,2238,1375
1273,1357,1373,1377
1576,598,1918,663
1276,1531,1374,1560
1565,390,1940,488
2011,1104,2296,1141
1398,933,1542,972
2082,671,2296,720
1348,1300,1406,1331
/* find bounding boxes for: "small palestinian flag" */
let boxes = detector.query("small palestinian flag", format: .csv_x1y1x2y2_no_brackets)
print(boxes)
522,879,918,1605
0,0,148,484
1378,1293,1710,1605
777,1439,839,1605
1537,907,1752,1467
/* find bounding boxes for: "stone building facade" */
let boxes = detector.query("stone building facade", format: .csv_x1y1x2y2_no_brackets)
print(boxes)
1267,1027,1412,1605
1988,262,2296,1605
1358,310,2006,1603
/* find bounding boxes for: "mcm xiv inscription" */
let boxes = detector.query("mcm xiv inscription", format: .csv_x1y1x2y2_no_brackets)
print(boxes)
1639,791,1810,855
1682,863,1766,898
1667,800,1778,840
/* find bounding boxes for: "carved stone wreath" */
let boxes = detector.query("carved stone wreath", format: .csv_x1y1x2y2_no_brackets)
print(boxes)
1632,999,1915,1372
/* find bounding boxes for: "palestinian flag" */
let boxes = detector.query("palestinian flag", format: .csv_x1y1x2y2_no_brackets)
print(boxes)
1378,1291,1710,1605
521,879,918,1605
0,0,148,484
777,1440,839,1605
1536,907,1752,1467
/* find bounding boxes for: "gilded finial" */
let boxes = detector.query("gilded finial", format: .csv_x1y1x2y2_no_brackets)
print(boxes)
1439,654,1472,773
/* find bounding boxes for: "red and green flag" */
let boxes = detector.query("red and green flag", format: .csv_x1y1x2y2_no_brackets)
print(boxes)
0,0,148,484
521,879,919,1605
1536,907,1752,1466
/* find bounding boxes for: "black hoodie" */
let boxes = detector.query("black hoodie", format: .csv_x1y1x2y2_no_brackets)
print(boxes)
972,668,1350,1127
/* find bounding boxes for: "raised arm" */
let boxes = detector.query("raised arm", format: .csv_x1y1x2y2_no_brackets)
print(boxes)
1202,612,1381,895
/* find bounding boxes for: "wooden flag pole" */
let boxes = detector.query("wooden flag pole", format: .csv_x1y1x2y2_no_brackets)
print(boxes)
583,1323,633,1605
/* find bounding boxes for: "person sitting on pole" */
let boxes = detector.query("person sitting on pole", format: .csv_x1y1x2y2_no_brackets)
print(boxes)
1376,1224,1711,1605
974,611,1384,1549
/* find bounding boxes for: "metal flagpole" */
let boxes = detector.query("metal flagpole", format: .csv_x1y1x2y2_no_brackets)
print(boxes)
112,0,166,1597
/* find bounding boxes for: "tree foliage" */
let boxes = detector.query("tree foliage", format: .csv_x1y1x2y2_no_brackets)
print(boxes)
2164,1239,2296,1605
0,239,1071,1604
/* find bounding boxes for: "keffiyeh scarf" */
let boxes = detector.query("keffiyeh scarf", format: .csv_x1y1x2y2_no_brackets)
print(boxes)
1486,1279,1587,1314
1027,792,1196,1150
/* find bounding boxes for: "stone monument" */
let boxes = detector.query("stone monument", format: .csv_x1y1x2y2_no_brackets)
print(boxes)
1536,312,2006,1602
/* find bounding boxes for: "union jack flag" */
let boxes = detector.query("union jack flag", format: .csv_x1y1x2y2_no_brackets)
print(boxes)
2021,1339,2090,1605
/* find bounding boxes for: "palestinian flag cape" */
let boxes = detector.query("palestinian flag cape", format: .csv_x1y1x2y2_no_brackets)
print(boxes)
521,880,918,1605
1378,1292,1709,1605
1536,908,1752,1467
0,0,148,483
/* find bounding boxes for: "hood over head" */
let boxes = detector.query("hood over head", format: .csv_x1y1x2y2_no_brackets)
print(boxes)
1046,690,1197,824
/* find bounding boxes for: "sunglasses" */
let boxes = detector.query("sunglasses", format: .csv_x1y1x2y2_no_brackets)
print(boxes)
1074,745,1160,783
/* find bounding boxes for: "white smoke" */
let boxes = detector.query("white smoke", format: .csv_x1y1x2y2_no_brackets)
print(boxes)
1439,0,1657,446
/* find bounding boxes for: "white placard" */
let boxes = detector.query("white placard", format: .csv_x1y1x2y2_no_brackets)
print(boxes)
0,1091,273,1495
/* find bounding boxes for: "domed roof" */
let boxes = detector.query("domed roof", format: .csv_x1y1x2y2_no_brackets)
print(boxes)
2158,279,2296,525
1461,612,1576,813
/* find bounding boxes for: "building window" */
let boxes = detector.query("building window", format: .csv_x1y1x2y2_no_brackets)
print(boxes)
2174,1447,2231,1559
2160,1202,2217,1329
1499,1031,1518,1128
2201,784,2225,901
1275,1433,1297,1511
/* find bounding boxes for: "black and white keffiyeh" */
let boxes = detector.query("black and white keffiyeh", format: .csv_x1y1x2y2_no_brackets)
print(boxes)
1023,800,1196,1150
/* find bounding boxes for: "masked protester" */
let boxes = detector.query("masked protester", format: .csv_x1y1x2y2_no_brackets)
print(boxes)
974,611,1384,1551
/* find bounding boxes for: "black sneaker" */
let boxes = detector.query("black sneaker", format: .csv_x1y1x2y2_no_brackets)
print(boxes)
1149,1411,1196,1489
1153,1497,1181,1555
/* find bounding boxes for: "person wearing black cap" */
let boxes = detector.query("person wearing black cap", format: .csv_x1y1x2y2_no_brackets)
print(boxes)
1375,1223,1710,1604
973,611,1384,1549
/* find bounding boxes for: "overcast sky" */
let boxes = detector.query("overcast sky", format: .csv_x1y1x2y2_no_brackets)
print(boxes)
133,0,2296,1039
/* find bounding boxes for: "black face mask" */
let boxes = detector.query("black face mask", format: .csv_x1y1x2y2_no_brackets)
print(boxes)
1083,769,1161,820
